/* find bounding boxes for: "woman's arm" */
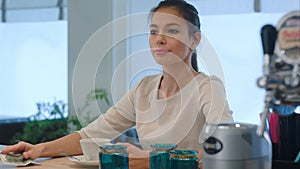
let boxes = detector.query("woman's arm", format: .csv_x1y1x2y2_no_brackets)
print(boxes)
200,75,233,123
1,132,82,160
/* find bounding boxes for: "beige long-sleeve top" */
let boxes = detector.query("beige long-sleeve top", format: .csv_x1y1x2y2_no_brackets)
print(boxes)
77,73,233,150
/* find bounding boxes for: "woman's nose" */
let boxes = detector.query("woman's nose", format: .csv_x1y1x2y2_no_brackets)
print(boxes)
156,34,166,45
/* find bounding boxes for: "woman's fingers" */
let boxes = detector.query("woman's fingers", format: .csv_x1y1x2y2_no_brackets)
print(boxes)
22,151,31,159
129,156,150,169
2,142,28,154
116,142,149,158
1,142,37,160
115,142,150,169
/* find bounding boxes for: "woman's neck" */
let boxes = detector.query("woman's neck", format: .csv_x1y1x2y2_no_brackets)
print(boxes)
158,65,199,99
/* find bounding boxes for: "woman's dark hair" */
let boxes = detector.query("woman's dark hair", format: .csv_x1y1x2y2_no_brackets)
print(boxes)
150,0,201,72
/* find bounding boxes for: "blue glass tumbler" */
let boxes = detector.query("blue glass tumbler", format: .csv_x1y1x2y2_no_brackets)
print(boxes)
99,144,128,169
169,150,199,169
149,143,177,169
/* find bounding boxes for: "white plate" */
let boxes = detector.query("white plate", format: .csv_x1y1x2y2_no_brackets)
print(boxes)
68,155,99,166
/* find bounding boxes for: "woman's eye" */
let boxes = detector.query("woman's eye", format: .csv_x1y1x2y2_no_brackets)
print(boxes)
168,29,179,34
150,30,158,35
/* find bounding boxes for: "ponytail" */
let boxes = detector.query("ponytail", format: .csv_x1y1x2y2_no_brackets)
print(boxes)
191,50,198,72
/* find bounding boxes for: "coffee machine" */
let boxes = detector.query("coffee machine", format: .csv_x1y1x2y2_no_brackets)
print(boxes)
203,11,300,169
256,10,300,136
256,10,300,167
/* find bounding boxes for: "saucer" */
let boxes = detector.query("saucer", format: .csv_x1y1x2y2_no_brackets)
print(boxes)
68,155,99,166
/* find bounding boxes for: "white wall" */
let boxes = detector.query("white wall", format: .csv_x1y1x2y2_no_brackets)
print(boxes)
68,0,114,124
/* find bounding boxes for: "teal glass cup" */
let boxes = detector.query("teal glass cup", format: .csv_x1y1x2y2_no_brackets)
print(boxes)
149,143,177,169
169,150,199,169
99,144,128,169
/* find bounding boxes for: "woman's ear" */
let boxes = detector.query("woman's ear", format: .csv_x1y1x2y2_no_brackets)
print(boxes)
191,32,201,50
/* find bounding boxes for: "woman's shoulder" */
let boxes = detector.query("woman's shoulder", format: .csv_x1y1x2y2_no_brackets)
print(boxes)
195,72,223,83
194,73,226,91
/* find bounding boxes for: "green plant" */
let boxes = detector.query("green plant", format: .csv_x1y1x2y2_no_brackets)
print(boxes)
68,88,111,131
11,88,111,143
11,100,68,144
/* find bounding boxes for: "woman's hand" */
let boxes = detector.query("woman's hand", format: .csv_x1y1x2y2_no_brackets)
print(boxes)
116,142,150,169
1,133,82,160
198,150,203,169
1,141,42,160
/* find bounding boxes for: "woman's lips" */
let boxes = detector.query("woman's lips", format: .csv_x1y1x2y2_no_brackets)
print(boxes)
154,49,169,55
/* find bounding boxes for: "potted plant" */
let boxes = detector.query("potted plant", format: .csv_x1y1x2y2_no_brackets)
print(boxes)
11,88,111,144
11,100,68,144
68,88,111,131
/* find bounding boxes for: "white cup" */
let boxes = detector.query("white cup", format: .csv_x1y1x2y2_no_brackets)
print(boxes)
79,138,111,161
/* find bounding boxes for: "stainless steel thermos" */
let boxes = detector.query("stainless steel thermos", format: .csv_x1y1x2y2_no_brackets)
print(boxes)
203,122,272,169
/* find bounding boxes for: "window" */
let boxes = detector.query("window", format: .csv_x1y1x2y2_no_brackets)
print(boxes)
0,0,68,122
0,21,67,120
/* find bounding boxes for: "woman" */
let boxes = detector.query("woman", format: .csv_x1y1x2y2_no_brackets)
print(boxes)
1,0,233,168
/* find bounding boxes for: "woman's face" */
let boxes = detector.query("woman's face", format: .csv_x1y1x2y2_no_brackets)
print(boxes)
149,7,197,67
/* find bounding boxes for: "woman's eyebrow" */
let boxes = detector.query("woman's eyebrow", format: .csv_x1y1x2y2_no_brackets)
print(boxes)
149,24,158,28
166,23,181,27
149,23,181,28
